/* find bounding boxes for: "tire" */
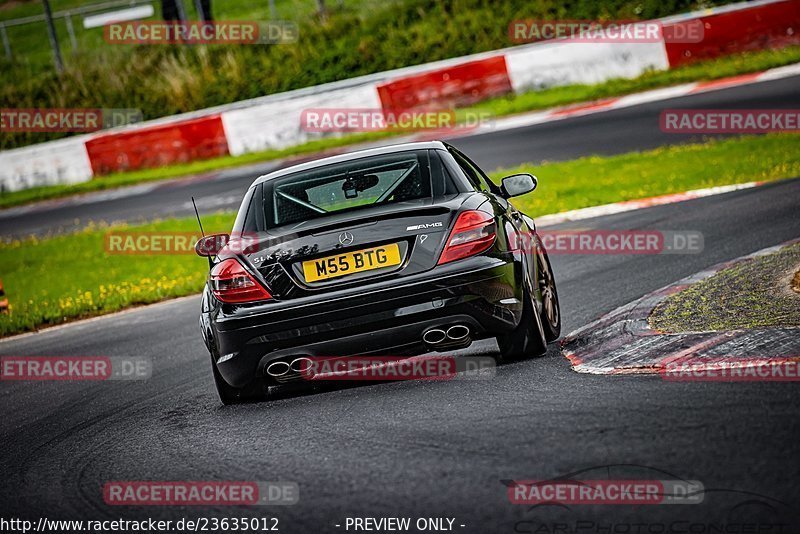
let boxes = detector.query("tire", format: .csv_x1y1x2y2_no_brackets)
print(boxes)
536,244,561,342
209,351,263,405
496,284,548,362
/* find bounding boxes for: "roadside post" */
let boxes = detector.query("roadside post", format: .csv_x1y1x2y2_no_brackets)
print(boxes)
42,0,64,73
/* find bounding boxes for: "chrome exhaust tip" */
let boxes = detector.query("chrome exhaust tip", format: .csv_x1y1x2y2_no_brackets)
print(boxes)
266,360,290,377
290,357,313,373
446,324,470,341
423,328,447,345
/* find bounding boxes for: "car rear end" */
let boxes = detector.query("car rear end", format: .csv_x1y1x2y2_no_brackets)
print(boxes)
200,145,526,387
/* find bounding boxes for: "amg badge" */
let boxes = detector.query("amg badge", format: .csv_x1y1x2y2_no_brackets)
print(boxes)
406,222,443,231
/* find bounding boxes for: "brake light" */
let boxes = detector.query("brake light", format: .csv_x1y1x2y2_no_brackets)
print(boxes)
209,258,272,303
438,210,496,265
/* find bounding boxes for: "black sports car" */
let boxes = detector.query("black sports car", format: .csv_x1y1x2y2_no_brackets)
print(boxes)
196,141,560,404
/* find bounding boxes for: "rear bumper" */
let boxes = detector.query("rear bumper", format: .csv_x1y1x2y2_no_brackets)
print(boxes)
204,255,523,387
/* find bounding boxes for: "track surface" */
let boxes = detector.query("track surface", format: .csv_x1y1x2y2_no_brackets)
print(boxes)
1,74,799,239
2,176,799,531
2,72,800,530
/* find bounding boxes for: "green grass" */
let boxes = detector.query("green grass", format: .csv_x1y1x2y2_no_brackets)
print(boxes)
3,45,799,211
1,133,799,337
496,134,800,217
649,242,800,332
0,212,233,337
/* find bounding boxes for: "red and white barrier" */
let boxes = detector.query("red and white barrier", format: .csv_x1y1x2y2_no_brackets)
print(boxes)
86,114,229,175
662,0,800,67
0,136,92,193
376,56,512,112
505,40,669,93
1,0,798,194
221,84,382,156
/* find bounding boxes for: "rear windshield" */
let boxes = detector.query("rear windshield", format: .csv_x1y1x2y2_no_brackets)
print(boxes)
247,149,458,230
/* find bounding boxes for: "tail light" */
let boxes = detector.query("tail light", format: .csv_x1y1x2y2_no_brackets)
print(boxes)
209,258,272,303
438,210,496,265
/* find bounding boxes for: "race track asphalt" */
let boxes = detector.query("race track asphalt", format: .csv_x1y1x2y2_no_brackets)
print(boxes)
2,73,799,239
2,175,799,531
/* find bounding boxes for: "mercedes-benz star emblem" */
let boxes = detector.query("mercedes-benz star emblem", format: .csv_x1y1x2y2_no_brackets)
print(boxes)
338,231,354,246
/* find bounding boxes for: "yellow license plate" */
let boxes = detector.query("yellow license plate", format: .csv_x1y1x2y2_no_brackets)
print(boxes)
303,243,402,283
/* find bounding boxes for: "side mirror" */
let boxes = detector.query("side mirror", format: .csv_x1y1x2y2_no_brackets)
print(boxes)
195,233,230,257
501,173,537,198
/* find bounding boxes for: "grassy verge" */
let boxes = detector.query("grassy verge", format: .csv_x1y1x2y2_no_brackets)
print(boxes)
649,242,800,332
497,134,800,217
2,46,799,211
0,213,233,337
1,133,799,337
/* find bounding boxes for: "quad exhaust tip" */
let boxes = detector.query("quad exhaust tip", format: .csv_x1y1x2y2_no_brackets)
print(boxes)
446,324,470,341
423,328,447,345
267,357,315,378
268,325,473,377
290,357,313,373
266,360,291,377
423,324,471,345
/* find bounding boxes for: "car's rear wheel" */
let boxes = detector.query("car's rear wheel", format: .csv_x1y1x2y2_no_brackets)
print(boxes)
496,284,548,362
209,350,263,405
537,244,561,342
